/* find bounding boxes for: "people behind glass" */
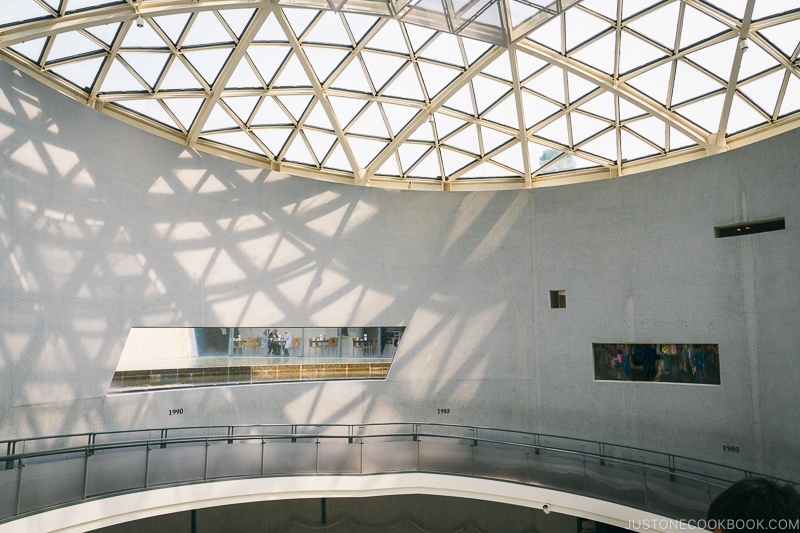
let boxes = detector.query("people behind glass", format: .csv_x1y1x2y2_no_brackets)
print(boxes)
283,331,293,356
594,343,719,383
264,329,280,356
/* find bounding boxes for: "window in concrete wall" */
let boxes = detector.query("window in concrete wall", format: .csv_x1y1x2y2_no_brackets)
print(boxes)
549,290,566,308
109,326,405,393
593,343,720,385
714,217,785,238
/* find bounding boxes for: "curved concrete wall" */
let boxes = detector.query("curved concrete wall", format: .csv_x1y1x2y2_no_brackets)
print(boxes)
1,60,798,478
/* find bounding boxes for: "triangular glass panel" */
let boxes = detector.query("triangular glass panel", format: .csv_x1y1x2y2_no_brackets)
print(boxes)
739,70,786,116
248,45,290,85
527,14,562,51
444,124,480,154
529,142,560,171
283,8,319,39
65,0,118,12
577,129,617,160
474,3,502,29
304,101,335,131
409,121,436,142
365,20,408,54
160,58,204,90
324,142,352,171
418,62,462,99
328,96,369,129
273,53,312,87
433,113,468,138
577,91,615,121
461,161,517,178
483,94,520,128
223,96,260,124
442,84,475,115
99,60,147,93
570,111,610,144
382,66,425,101
440,148,474,176
283,135,317,166
516,50,547,81
701,0,748,20
671,61,723,105
778,75,800,117
566,72,597,104
481,126,514,153
184,12,235,46
252,97,293,126
536,115,570,146
674,93,725,132
184,48,232,86
253,128,293,156
219,9,256,38
521,90,561,128
626,61,672,105
304,11,351,45
203,131,262,154
349,103,390,138
490,142,523,171
576,0,617,21
253,13,288,43
304,130,338,162
329,60,372,93
621,129,659,160
738,44,781,80
621,0,661,20
685,38,736,81
481,51,513,82
627,2,679,50
277,95,314,121
399,143,431,173
408,149,441,179
40,0,61,11
619,96,645,120
668,126,696,150
571,32,616,74
117,99,178,129
304,47,349,83
565,7,612,51
618,30,668,74
525,66,565,104
225,57,262,89
461,36,493,65
0,1,51,26
419,33,464,67
472,75,511,114
47,31,103,62
9,37,47,63
751,2,799,21
348,136,388,167
381,103,420,136
508,0,543,31
122,18,168,48
758,19,800,58
343,13,380,44
202,104,239,132
153,13,191,44
375,155,401,177
625,115,665,148
163,98,204,130
540,152,589,174
404,23,437,53
362,51,408,92
49,57,104,90
86,23,121,46
119,52,169,89
679,5,729,50
726,94,767,134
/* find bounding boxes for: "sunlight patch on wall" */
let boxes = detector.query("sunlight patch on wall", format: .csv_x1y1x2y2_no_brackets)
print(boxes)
174,247,216,282
342,200,379,235
42,142,80,177
173,168,207,190
0,123,14,144
11,140,48,174
148,176,176,194
0,87,14,114
305,204,348,237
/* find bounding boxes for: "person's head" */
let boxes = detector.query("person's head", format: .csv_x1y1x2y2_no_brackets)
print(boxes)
707,477,800,532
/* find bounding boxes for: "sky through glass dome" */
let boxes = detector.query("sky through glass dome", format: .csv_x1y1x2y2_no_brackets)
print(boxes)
1,0,799,190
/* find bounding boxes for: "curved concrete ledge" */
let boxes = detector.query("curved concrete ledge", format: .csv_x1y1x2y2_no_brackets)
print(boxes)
1,473,699,533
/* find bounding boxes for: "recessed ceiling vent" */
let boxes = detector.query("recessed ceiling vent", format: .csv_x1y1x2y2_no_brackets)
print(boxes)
714,217,785,238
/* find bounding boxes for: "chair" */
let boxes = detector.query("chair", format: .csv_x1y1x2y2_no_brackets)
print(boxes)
244,337,255,356
255,337,263,356
327,337,337,356
292,336,301,355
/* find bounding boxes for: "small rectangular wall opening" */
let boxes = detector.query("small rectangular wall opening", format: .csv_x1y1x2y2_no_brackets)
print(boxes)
549,290,566,309
714,217,785,238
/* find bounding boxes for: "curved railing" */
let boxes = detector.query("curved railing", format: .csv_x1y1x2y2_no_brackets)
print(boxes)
1,423,795,525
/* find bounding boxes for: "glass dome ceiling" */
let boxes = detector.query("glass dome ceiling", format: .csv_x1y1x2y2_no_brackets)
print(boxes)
1,0,799,190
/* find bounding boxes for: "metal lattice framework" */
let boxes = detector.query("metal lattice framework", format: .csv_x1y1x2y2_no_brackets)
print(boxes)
1,0,799,191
